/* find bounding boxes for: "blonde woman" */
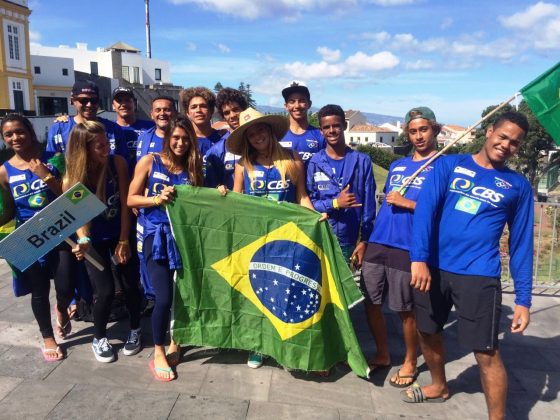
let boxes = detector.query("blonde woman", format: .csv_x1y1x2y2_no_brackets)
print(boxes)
128,116,203,381
227,108,317,368
64,120,142,363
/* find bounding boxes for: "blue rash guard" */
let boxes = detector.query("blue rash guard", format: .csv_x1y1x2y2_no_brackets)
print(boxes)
47,116,130,166
120,119,155,168
307,148,376,247
368,156,434,251
243,163,296,203
280,126,325,167
204,132,240,189
136,127,163,162
411,154,534,307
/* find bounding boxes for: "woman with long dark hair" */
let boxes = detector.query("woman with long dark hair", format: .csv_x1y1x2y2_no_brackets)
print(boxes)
0,114,64,361
128,116,203,381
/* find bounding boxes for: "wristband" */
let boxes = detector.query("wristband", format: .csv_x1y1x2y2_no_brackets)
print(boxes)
42,173,54,183
77,236,91,245
332,198,339,209
118,240,129,246
152,195,163,206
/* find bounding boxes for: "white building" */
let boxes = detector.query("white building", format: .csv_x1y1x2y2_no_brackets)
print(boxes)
380,121,402,136
344,110,398,149
30,41,171,87
30,55,74,115
437,124,476,147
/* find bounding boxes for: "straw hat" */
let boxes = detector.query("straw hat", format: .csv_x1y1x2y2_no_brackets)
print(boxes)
226,108,289,156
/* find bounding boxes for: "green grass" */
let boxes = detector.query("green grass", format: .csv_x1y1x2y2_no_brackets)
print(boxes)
373,165,388,193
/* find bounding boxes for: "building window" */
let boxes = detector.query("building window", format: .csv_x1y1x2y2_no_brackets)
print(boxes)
365,137,369,142
380,136,383,142
7,24,21,61
122,66,130,82
155,68,162,81
62,68,68,76
132,67,140,84
392,136,395,142
357,137,360,141
90,61,98,75
350,137,353,142
34,66,41,74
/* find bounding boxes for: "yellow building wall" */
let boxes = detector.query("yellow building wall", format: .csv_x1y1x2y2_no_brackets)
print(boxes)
0,1,33,111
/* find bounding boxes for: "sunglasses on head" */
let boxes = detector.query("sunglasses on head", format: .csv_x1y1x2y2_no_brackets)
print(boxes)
74,97,99,106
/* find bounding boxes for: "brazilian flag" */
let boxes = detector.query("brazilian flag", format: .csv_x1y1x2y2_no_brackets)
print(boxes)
168,186,369,377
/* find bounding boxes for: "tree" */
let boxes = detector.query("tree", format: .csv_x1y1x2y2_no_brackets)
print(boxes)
238,82,256,108
213,82,224,94
511,100,557,192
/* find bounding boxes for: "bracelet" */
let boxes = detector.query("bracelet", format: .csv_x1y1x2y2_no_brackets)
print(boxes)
118,240,129,246
42,173,54,183
332,198,339,209
152,195,163,206
77,236,91,245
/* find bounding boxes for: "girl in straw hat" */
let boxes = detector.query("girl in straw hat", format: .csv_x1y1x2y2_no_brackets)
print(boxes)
227,107,319,369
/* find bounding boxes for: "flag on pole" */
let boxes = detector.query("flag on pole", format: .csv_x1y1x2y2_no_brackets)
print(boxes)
520,62,560,145
168,186,369,377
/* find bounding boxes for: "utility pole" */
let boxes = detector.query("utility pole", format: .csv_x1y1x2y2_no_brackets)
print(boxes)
145,0,152,58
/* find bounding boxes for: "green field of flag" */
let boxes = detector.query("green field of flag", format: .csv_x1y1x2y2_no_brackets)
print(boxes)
168,185,369,377
521,62,560,145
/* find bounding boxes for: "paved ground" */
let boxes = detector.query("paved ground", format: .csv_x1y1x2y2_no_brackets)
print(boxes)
0,260,558,419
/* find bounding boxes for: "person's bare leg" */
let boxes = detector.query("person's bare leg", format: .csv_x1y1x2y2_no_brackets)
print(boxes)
153,344,175,380
390,310,418,385
405,331,448,399
475,350,507,420
364,302,391,367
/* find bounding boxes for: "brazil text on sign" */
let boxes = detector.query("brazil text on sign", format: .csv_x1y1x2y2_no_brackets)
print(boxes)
0,183,106,271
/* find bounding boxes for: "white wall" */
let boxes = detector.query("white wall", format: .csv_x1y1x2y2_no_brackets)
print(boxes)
31,44,114,78
31,55,74,86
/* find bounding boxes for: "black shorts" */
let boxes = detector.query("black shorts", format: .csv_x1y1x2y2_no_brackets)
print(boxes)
414,268,502,351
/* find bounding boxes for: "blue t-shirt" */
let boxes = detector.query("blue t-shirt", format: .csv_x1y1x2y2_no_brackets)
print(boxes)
325,155,345,188
368,156,434,251
3,151,60,224
198,130,222,157
204,132,239,189
411,154,534,307
242,163,296,203
47,116,130,166
280,126,325,166
121,119,155,166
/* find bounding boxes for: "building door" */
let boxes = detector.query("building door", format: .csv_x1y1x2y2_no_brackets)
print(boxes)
13,90,24,112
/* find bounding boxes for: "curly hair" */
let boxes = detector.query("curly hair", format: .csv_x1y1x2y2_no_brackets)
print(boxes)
216,88,248,118
1,113,39,145
179,87,216,116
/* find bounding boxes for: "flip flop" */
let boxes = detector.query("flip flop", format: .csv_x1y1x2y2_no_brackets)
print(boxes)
389,367,418,388
67,305,78,320
401,385,448,403
42,346,64,362
55,318,72,340
149,359,175,382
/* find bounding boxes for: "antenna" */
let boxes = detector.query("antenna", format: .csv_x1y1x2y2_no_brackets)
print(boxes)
145,0,152,58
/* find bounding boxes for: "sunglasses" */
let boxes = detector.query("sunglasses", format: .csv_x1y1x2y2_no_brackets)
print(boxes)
74,97,99,106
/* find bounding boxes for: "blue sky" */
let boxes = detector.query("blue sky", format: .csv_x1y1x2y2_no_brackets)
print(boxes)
28,0,559,126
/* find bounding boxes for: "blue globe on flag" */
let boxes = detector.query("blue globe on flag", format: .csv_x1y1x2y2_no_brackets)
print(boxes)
249,240,322,324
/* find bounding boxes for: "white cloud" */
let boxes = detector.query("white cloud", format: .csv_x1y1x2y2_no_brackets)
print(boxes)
217,43,231,53
359,31,391,43
186,42,197,51
167,0,357,19
499,2,560,50
317,46,341,63
440,17,453,30
29,30,41,42
499,2,558,29
283,50,399,80
405,59,434,70
367,0,415,5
